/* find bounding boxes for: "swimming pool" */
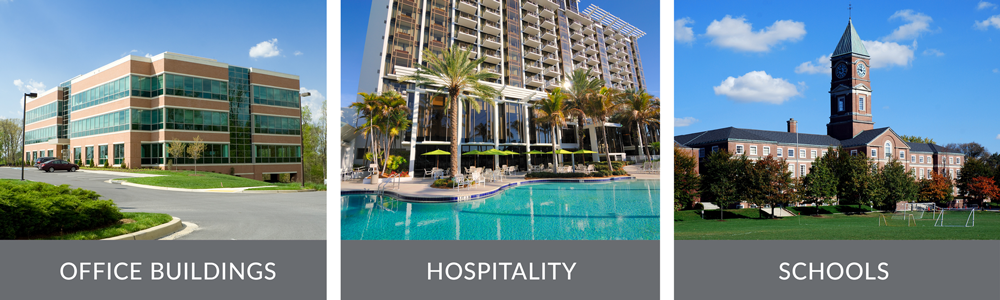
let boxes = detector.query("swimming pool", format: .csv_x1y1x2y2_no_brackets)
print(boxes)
341,179,659,240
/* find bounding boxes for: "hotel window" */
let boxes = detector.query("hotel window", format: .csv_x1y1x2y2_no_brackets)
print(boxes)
811,150,817,158
763,147,770,156
711,146,718,153
749,146,757,155
837,97,845,111
899,150,905,160
919,156,924,163
788,149,795,157
911,155,915,163
735,145,744,155
859,96,865,111
871,149,877,157
800,149,806,158
777,148,783,157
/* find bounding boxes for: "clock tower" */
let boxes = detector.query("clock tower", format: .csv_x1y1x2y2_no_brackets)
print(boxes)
827,19,873,140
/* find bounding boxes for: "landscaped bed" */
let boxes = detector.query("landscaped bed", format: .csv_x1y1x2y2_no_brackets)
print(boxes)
108,169,307,190
0,179,171,240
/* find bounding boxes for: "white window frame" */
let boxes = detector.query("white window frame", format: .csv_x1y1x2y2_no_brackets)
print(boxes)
859,96,866,111
884,142,891,157
919,169,924,179
911,155,915,163
777,148,783,157
957,158,961,164
735,145,744,155
788,164,795,177
851,150,858,156
750,146,757,156
899,150,905,160
919,156,924,163
949,157,954,164
800,164,807,177
788,149,795,158
811,150,817,158
800,149,806,158
837,96,845,112
763,146,770,156
822,150,828,157
871,149,877,157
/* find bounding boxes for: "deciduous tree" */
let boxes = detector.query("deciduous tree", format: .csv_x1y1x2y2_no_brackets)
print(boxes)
881,159,917,211
167,138,186,171
674,145,699,210
966,176,1000,206
919,173,955,207
187,136,206,174
803,152,838,212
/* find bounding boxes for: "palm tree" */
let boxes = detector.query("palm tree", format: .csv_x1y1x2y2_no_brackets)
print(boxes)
400,45,501,177
351,90,411,175
587,87,628,172
534,88,581,173
562,68,604,152
351,92,382,172
623,89,660,162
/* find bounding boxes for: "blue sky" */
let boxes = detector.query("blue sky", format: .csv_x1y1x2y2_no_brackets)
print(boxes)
0,0,326,121
675,0,1000,151
340,0,660,109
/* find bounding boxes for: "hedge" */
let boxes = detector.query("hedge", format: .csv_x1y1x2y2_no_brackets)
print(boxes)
524,170,628,179
0,180,123,239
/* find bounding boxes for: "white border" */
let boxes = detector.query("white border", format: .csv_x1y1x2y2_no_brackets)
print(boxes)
662,1,673,299
328,1,340,299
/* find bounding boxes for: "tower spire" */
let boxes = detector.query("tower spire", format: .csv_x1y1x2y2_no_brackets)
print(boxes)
849,3,852,20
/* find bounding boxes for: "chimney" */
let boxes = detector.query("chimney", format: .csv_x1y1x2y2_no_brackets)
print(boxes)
787,118,798,133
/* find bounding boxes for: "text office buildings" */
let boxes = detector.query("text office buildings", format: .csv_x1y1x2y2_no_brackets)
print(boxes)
25,52,304,181
348,0,652,171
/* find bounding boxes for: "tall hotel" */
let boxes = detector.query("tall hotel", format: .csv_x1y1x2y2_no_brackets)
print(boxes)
349,0,650,172
25,53,304,181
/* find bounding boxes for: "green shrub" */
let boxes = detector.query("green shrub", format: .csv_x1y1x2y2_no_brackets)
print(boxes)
304,182,327,191
120,162,127,169
692,203,705,210
0,180,123,239
595,161,626,172
278,173,291,183
229,167,235,176
103,160,110,168
432,178,458,188
525,172,589,179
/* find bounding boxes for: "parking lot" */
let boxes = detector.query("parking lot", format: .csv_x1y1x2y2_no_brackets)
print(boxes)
0,167,326,240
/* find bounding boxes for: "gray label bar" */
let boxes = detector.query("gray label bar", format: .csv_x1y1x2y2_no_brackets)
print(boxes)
343,240,658,300
0,241,324,300
676,241,1000,299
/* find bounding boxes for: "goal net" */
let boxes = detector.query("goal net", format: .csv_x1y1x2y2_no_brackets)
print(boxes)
934,208,975,227
897,202,938,219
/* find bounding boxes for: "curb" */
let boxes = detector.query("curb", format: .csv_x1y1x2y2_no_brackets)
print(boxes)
242,189,318,193
103,217,183,240
343,176,640,203
111,180,313,193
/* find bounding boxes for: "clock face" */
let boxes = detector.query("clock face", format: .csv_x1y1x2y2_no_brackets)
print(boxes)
835,64,848,79
856,62,867,78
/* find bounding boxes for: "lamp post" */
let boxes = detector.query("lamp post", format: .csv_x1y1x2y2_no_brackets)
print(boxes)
299,91,311,185
22,92,38,181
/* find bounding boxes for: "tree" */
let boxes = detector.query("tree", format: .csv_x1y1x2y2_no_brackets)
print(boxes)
352,90,411,176
674,145,700,210
0,118,23,165
400,44,501,178
802,152,838,213
881,159,918,211
944,142,989,160
830,147,880,212
702,150,745,220
563,68,605,153
587,87,627,172
301,100,328,184
623,89,659,162
965,176,1000,206
899,135,935,144
957,157,993,200
746,155,792,218
187,136,206,174
534,88,581,173
919,173,955,207
167,138,186,171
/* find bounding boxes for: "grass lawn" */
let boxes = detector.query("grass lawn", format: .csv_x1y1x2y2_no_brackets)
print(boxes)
110,169,301,189
43,212,173,240
675,208,1000,240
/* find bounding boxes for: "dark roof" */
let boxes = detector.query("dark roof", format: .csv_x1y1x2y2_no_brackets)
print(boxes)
675,127,840,147
833,19,869,58
906,142,935,153
839,127,890,147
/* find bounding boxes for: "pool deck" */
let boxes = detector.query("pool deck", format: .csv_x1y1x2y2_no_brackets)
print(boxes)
341,165,660,202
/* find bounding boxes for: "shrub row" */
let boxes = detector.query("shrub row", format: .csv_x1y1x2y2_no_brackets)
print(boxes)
524,170,628,179
0,180,123,239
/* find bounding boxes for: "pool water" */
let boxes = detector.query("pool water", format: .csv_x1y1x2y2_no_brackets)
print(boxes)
341,179,659,240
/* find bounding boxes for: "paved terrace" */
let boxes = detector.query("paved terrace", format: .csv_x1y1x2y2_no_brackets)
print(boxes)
341,164,660,202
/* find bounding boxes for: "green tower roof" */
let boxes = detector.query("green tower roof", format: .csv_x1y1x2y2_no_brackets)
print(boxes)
832,19,869,58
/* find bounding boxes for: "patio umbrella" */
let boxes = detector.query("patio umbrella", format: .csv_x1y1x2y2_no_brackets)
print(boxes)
571,149,598,166
501,150,518,167
462,150,481,168
479,149,506,170
544,149,575,168
525,150,546,167
420,149,450,168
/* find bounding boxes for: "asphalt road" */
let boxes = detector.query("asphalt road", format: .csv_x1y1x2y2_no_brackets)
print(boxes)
0,168,326,240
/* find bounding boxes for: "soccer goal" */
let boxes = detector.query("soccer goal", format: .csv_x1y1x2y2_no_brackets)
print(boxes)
879,213,916,227
898,202,939,220
934,208,975,227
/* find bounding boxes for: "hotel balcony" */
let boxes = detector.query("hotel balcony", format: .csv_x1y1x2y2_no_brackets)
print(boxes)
483,20,501,35
586,56,598,66
539,0,560,9
544,65,560,77
540,28,556,40
482,34,501,49
523,11,539,23
611,74,623,83
544,79,559,90
616,49,627,57
526,74,544,87
610,64,621,72
571,41,584,51
539,40,555,52
482,49,502,63
607,55,619,63
457,0,477,14
456,26,478,43
538,7,554,18
524,60,543,73
622,67,632,74
523,34,541,47
573,52,586,62
483,0,502,9
606,45,618,54
585,45,597,55
543,52,559,64
584,35,597,45
568,20,582,30
457,43,478,58
457,11,478,28
482,6,501,21
523,22,539,35
570,30,583,40
583,25,595,35
540,18,556,29
523,47,542,60
522,0,538,11
614,31,625,40
575,62,588,70
483,65,502,75
605,35,617,45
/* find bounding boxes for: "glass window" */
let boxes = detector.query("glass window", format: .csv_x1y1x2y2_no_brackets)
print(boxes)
800,164,806,176
811,150,817,158
777,148,783,157
735,145,743,155
859,97,866,111
711,146,718,153
837,97,844,111
763,147,770,156
252,85,300,108
749,146,757,156
871,149,877,157
788,149,794,157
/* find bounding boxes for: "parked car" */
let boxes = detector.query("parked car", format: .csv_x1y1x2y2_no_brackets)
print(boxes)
38,159,79,172
34,157,57,167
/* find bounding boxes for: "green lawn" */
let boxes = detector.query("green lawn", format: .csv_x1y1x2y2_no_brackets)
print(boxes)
43,212,173,240
113,169,300,189
675,208,1000,240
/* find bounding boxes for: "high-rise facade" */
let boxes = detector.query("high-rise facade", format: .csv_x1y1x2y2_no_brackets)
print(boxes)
350,0,651,173
24,52,304,181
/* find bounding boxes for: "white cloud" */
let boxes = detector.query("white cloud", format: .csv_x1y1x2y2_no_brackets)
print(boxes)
249,38,281,58
881,10,934,41
14,79,47,108
862,40,915,69
145,53,154,58
922,49,945,56
795,54,832,75
674,117,699,127
994,68,999,73
996,133,1000,140
705,15,806,52
675,18,695,43
979,1,997,10
121,49,140,57
300,87,326,123
712,71,802,104
294,51,303,56
975,15,1000,30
